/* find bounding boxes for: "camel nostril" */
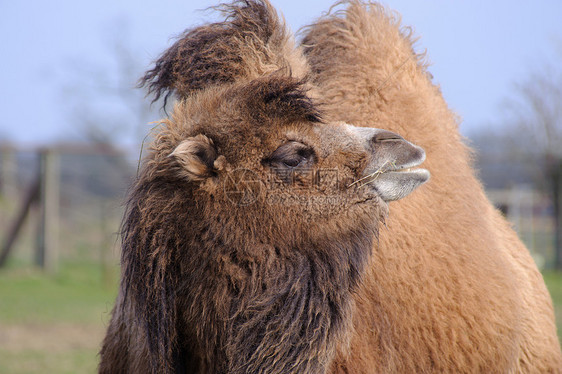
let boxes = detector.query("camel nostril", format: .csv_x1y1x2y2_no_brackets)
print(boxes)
372,130,404,143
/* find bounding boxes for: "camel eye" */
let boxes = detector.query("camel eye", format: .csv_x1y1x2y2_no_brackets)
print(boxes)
283,155,305,168
263,141,315,169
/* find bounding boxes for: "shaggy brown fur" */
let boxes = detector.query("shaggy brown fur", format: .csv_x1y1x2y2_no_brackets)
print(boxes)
99,1,429,373
302,1,562,372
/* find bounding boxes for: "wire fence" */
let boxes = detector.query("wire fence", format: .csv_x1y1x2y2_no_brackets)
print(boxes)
0,143,134,275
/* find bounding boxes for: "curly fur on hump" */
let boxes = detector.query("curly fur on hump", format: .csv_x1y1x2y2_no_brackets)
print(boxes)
302,1,562,372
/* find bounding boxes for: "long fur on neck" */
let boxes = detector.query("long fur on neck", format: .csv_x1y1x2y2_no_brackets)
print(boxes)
116,168,378,373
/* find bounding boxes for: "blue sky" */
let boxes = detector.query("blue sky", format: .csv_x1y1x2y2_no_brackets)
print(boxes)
1,0,561,146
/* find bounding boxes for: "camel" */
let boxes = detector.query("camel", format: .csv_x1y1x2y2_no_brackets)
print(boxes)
100,1,562,373
98,1,429,373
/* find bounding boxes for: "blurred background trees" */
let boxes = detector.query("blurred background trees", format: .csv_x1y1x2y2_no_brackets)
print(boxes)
472,44,562,269
506,60,562,268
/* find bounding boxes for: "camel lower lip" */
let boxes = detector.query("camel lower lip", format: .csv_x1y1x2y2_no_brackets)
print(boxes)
369,168,430,201
387,168,430,179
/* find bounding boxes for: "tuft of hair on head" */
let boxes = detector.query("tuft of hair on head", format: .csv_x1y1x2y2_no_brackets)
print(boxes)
240,74,323,124
139,0,308,107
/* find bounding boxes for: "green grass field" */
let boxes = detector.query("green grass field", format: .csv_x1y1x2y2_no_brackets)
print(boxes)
1,263,562,373
0,262,118,374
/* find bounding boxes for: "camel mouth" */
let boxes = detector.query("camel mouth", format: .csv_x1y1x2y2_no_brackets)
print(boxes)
381,167,430,188
384,157,430,180
351,147,430,202
370,163,430,202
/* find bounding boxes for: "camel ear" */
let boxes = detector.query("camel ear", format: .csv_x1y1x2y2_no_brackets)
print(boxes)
170,134,221,181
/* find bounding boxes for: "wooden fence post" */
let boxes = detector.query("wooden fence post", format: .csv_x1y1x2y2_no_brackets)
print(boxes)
0,177,40,268
36,148,60,273
0,145,17,200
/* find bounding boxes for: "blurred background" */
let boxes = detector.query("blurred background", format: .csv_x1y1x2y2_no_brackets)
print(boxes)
1,0,562,372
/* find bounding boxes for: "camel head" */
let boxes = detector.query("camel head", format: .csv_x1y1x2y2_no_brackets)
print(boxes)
144,75,429,237
139,0,429,233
